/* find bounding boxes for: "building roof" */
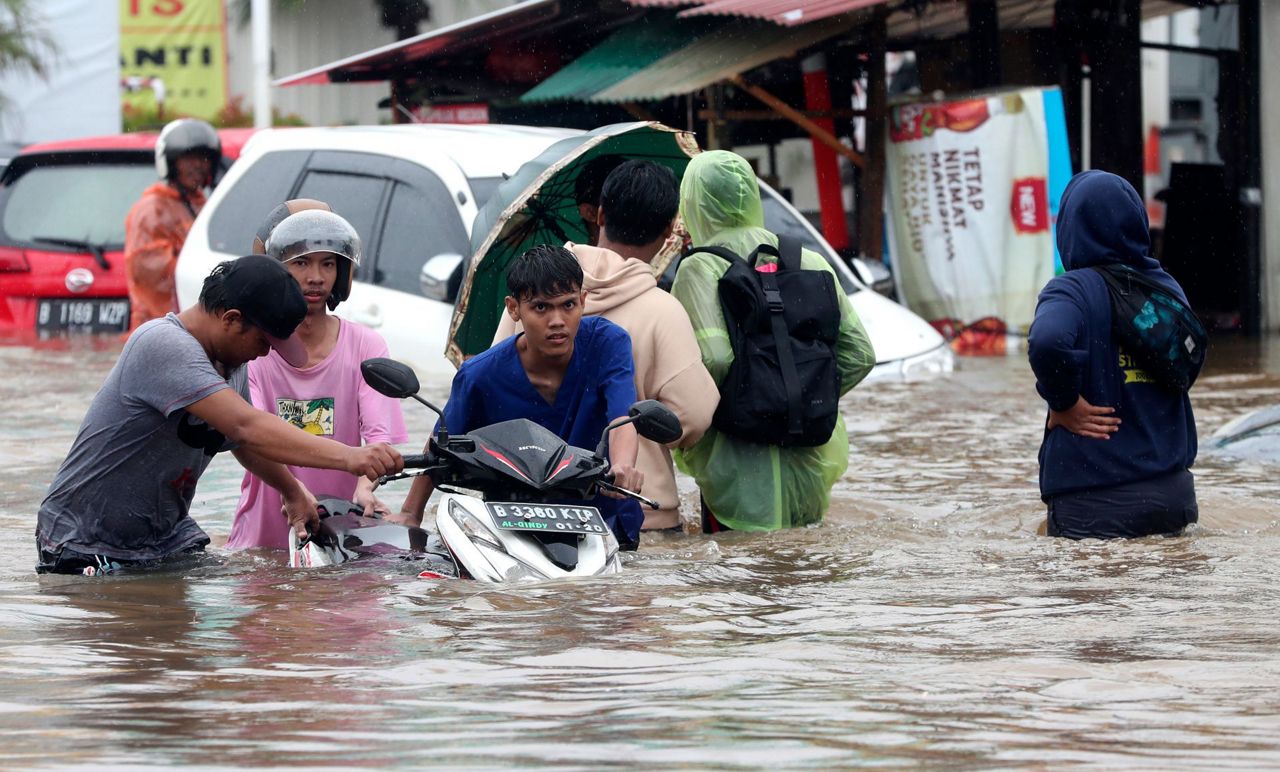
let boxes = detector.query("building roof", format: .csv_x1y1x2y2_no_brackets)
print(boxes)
591,15,860,102
277,0,1201,95
274,0,562,86
626,0,889,26
520,17,717,103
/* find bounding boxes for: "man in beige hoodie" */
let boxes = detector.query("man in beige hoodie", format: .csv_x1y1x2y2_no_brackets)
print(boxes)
494,160,717,531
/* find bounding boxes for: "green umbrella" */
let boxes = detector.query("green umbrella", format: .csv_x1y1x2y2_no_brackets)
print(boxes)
447,121,701,365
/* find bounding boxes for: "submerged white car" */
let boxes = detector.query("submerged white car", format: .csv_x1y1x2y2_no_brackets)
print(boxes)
176,125,951,380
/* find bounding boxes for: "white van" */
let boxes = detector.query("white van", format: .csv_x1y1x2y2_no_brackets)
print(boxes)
176,125,951,381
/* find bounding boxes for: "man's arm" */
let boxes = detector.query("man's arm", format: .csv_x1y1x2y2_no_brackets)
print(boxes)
392,449,435,526
597,324,642,496
354,476,393,518
232,447,320,537
186,388,402,479
393,366,475,526
605,421,642,495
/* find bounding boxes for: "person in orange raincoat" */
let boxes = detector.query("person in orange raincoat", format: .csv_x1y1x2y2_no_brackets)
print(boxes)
124,118,222,329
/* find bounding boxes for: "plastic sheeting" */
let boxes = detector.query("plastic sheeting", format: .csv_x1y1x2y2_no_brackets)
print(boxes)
670,150,876,531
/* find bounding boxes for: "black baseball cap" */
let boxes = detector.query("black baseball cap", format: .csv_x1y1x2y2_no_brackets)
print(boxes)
218,255,308,366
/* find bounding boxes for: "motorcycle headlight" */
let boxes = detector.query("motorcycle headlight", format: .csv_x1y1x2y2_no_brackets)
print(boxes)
504,562,548,583
447,499,506,554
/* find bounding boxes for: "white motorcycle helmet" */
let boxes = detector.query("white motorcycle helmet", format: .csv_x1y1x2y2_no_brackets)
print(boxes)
154,118,220,183
265,209,362,311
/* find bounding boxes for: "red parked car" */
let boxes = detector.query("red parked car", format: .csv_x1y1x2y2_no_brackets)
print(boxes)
0,128,255,343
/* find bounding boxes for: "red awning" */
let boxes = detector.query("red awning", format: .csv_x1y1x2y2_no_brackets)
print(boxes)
626,0,890,26
275,0,561,86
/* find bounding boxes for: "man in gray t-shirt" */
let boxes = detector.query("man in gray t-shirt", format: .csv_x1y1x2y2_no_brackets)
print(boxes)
36,255,404,574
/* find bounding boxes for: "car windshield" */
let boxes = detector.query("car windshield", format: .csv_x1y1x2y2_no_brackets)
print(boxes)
2,162,157,248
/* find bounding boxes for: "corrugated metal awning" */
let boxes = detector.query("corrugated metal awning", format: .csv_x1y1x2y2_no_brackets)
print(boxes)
275,0,560,86
521,17,717,103
626,0,1199,31
626,0,889,27
586,15,860,102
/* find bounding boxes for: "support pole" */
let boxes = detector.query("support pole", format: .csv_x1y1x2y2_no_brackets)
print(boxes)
1087,0,1143,190
966,0,1002,89
251,0,271,129
1237,0,1262,333
705,86,722,150
858,14,887,261
1261,0,1280,331
1081,64,1091,170
801,53,850,251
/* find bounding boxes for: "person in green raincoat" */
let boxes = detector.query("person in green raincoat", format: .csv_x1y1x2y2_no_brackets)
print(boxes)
671,150,876,532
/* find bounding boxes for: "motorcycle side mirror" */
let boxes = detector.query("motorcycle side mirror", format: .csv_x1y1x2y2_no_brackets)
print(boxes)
361,357,420,399
360,357,449,441
593,400,683,458
629,400,683,444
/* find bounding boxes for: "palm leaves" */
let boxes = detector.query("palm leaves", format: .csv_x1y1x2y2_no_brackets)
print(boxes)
0,0,55,80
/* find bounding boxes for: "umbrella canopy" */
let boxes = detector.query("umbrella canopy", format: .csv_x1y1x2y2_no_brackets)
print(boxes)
447,121,701,365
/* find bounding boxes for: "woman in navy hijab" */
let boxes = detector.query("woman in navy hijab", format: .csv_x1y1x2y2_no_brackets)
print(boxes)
1027,170,1199,539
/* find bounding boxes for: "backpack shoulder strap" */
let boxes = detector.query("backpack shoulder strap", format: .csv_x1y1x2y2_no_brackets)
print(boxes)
776,235,802,272
684,245,744,267
758,250,805,439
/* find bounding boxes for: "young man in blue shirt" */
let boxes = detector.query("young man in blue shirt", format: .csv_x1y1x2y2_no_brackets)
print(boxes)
396,245,645,548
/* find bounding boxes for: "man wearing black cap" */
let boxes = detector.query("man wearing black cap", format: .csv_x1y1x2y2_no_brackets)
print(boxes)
35,255,404,575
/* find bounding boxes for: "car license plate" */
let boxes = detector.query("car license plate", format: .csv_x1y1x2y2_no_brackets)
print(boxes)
36,298,130,334
486,502,608,535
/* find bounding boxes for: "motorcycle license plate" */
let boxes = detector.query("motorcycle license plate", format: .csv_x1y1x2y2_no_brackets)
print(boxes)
486,503,608,535
36,298,129,334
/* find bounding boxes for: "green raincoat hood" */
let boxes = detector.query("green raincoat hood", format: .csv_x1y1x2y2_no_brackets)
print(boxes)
680,150,769,246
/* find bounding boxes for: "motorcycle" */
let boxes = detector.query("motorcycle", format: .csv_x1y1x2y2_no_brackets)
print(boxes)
290,357,683,583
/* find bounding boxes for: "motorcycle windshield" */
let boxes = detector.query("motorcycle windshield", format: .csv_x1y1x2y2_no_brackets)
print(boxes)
464,420,600,491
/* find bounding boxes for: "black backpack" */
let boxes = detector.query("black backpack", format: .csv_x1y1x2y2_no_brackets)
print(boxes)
684,236,843,447
1091,263,1207,390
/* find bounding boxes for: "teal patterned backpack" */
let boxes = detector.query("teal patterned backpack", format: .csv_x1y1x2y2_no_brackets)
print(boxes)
1092,264,1208,390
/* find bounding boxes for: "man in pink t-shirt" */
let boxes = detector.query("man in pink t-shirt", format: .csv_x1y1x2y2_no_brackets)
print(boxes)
226,207,407,550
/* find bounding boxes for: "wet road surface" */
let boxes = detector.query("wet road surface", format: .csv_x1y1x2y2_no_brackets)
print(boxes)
1,338,1278,767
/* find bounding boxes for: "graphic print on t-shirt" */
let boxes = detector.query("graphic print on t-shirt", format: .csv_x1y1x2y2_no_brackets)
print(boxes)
277,397,335,436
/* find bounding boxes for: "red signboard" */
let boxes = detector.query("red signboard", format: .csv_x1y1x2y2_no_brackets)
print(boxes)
1010,177,1049,234
411,103,490,124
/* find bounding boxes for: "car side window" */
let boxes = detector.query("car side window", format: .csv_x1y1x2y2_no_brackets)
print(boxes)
207,150,309,253
373,179,469,297
293,170,389,279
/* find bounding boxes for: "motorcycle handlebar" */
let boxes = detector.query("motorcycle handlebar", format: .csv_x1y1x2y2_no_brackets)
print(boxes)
597,479,661,510
401,453,431,469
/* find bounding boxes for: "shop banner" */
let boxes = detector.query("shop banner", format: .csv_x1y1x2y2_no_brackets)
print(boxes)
885,87,1072,353
412,103,491,124
120,0,227,121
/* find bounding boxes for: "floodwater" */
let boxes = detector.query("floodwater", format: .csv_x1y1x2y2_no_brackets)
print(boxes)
2,337,1279,768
